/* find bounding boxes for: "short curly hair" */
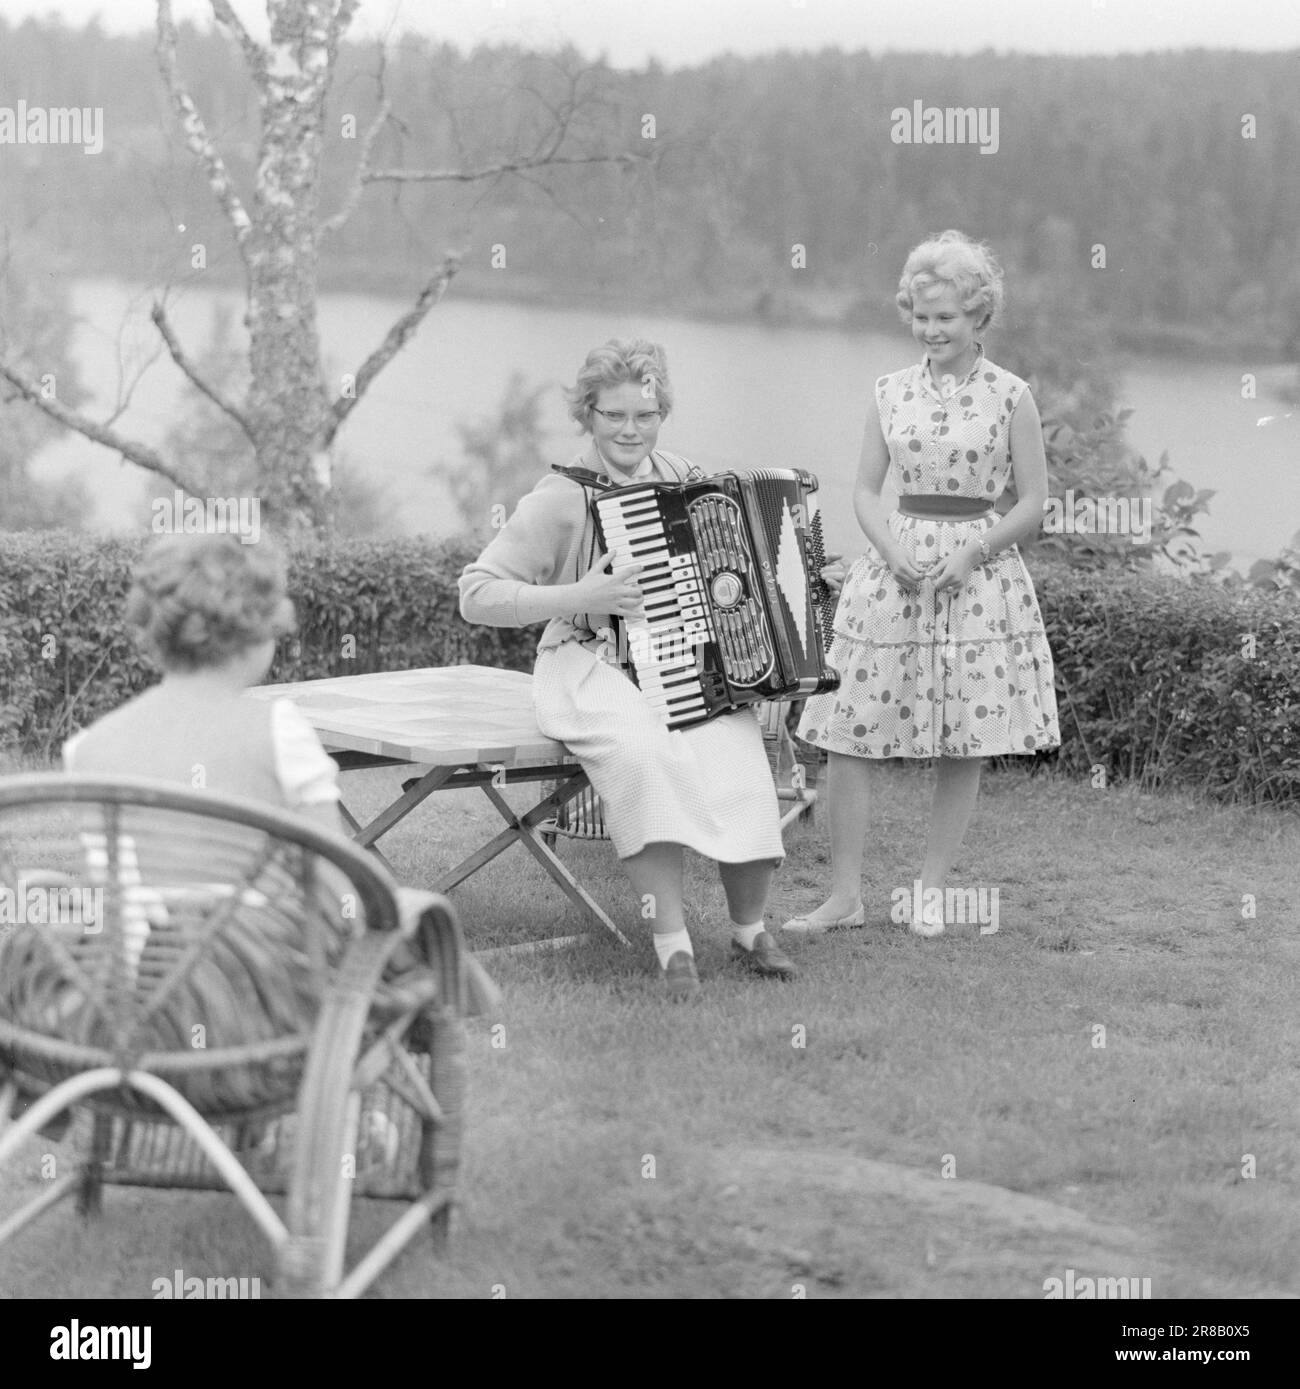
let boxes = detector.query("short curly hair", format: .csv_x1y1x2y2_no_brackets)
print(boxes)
896,229,1005,332
563,338,673,433
126,532,294,672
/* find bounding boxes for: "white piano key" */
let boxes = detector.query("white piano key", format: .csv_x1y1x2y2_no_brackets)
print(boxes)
601,520,666,540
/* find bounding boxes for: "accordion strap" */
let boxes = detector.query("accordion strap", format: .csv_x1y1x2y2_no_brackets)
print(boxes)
550,464,619,492
551,452,705,494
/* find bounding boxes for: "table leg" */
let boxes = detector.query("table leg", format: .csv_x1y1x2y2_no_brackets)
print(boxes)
481,781,632,948
777,787,819,831
348,765,459,850
336,800,396,873
429,769,630,947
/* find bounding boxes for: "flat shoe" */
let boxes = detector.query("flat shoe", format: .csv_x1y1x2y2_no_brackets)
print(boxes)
780,902,865,935
662,951,700,1001
730,931,797,980
909,909,945,939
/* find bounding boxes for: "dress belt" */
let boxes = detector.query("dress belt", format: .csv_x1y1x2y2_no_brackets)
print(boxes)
896,494,993,520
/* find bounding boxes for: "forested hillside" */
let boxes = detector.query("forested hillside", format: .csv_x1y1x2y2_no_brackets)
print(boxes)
1,18,1297,354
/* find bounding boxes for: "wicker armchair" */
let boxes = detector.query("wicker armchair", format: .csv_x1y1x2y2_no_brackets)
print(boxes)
0,774,483,1298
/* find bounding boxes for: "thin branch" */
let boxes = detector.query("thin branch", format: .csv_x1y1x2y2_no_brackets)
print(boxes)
320,43,393,238
208,0,267,82
322,253,461,449
150,301,255,443
100,284,171,430
330,0,363,50
1056,669,1097,772
0,357,198,491
155,0,253,251
363,150,648,185
339,58,646,234
102,335,164,431
515,64,590,168
512,166,596,232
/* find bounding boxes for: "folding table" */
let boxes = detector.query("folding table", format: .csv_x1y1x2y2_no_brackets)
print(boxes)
251,666,629,948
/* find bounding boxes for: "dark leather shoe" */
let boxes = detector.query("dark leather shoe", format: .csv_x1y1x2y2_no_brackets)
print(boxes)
731,931,797,980
662,951,700,1002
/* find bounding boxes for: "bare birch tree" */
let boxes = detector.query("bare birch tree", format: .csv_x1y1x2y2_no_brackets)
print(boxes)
0,0,643,531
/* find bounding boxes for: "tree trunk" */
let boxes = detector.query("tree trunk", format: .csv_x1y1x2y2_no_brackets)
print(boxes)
243,1,342,530
5,1,628,534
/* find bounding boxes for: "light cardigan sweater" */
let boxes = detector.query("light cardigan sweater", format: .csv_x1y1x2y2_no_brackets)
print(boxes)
458,450,698,654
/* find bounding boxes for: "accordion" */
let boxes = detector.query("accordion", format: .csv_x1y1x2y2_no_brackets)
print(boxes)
560,466,841,729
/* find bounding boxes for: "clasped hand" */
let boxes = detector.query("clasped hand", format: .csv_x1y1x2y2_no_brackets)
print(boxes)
885,541,978,595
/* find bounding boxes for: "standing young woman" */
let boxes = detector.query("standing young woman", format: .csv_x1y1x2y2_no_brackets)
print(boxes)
785,231,1061,938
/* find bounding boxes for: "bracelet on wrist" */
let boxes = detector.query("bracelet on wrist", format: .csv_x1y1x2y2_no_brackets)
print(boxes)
976,537,991,565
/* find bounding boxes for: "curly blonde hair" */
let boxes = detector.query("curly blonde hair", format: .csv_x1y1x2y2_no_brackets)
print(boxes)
563,338,673,432
896,229,1005,332
127,533,294,672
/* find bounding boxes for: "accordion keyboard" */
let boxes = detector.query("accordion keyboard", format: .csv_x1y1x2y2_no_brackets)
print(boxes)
595,489,714,726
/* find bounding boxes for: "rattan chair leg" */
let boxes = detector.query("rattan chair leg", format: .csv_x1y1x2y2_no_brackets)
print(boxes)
281,1029,364,1296
0,1172,80,1247
282,935,389,1297
100,1072,289,1245
420,1010,466,1253
0,1072,120,1243
0,1069,125,1167
76,1113,112,1217
334,1183,453,1298
323,1092,363,1289
429,1198,452,1252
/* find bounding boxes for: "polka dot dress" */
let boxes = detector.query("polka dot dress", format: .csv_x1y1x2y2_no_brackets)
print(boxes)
798,351,1061,759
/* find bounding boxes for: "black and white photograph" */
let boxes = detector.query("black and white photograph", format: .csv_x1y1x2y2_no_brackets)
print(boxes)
0,0,1297,1334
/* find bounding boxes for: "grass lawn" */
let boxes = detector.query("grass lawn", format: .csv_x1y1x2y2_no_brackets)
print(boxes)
1,759,1297,1298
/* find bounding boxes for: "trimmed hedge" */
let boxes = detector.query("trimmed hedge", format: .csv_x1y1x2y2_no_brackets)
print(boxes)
1032,559,1299,804
1,534,1297,805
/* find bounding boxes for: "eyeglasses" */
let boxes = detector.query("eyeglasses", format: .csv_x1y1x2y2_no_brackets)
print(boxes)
591,408,662,430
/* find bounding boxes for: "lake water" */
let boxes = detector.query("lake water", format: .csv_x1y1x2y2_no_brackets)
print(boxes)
31,279,1300,569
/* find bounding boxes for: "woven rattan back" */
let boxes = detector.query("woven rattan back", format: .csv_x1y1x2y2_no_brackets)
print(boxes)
0,775,401,1118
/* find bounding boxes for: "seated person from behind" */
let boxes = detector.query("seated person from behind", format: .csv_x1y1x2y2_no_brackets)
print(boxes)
63,531,497,1015
65,531,341,833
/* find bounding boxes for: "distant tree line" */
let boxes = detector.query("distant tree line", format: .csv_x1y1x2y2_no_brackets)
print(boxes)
2,18,1297,356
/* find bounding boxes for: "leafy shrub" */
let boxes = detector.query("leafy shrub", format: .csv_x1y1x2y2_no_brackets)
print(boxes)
1032,557,1299,804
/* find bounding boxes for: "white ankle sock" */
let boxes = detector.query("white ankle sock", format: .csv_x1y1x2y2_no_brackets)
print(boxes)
653,928,693,968
731,921,766,950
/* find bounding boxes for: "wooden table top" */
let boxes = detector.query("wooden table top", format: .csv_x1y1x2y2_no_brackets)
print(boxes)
251,666,575,768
